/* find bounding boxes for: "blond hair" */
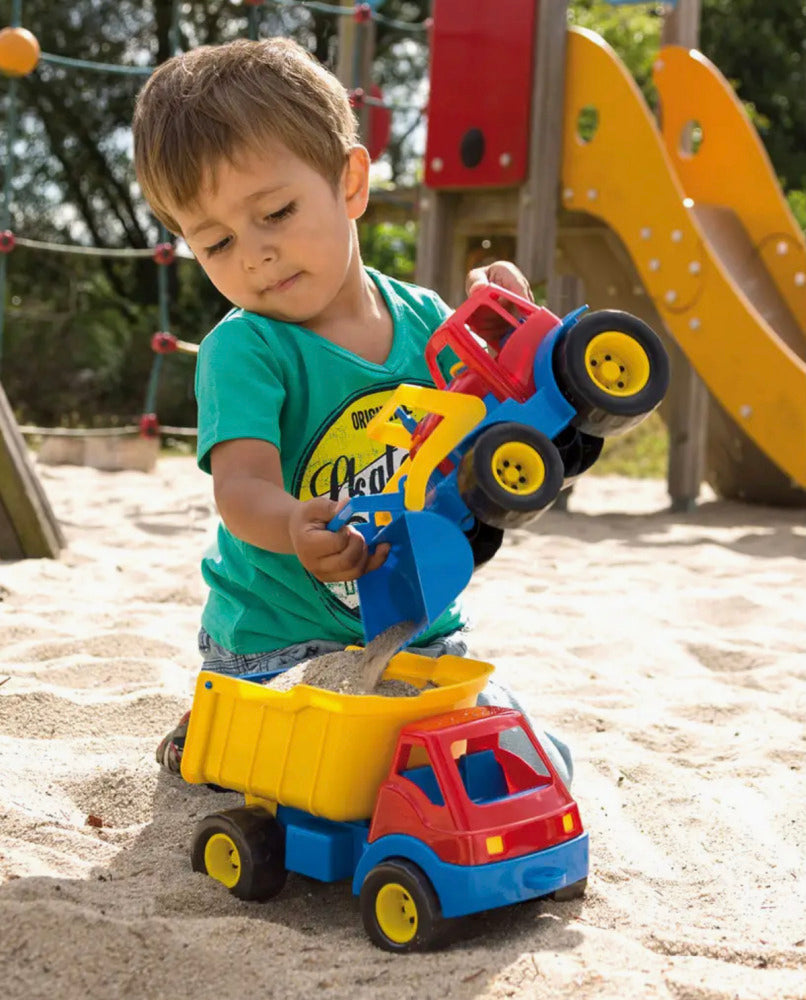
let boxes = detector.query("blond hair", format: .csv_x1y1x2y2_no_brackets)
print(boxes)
133,37,357,233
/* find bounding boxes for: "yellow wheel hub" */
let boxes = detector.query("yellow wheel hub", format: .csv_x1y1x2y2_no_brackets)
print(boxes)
204,833,242,889
585,331,650,397
375,882,419,944
491,441,545,496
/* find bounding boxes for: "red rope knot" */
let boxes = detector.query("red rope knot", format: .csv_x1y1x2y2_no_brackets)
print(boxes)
354,3,372,23
349,87,365,109
153,242,175,265
139,413,160,439
0,230,16,253
151,331,178,354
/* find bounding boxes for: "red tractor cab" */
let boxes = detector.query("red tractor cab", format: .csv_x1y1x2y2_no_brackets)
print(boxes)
413,286,565,460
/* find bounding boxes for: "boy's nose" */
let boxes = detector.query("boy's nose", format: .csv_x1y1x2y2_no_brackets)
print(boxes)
242,234,276,271
244,251,276,272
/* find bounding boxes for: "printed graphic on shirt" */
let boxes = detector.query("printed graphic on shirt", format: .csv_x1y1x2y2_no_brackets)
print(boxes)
293,383,427,619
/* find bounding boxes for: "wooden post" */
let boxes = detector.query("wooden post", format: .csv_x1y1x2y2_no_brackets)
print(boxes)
337,1,375,145
517,0,569,286
661,0,707,511
416,186,456,295
0,383,64,559
538,1,581,321
336,1,356,85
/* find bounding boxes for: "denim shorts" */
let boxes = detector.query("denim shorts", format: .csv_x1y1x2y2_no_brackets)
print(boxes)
197,627,468,677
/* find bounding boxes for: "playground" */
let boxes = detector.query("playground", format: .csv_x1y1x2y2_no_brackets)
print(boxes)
1,0,806,996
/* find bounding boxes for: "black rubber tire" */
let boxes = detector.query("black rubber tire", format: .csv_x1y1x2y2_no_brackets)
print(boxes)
360,859,445,952
464,518,505,568
458,422,565,529
554,310,670,436
191,807,287,902
552,426,604,485
551,877,588,901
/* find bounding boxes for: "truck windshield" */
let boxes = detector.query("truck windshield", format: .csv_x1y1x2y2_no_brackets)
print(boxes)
449,727,554,806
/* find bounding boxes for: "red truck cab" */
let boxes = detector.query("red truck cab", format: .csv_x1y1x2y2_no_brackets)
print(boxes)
369,705,582,867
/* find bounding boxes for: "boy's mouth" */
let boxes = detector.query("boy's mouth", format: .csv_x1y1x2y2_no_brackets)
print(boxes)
264,272,301,294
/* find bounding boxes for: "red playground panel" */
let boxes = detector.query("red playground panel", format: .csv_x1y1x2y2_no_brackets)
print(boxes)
425,0,538,188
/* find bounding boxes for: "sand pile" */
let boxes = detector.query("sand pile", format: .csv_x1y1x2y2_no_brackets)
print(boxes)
265,620,420,695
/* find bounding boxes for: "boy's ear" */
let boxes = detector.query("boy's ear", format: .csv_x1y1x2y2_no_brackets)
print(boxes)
343,145,371,221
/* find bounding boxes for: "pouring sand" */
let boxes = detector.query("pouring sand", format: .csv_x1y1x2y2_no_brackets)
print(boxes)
265,621,421,696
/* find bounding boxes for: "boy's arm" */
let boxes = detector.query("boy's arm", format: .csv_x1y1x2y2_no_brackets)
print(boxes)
211,438,387,583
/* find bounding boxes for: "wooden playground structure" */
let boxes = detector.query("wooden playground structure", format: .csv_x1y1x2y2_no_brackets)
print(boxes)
416,0,806,510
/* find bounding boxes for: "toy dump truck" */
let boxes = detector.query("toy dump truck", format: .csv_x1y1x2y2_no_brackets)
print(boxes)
182,650,588,952
330,283,670,646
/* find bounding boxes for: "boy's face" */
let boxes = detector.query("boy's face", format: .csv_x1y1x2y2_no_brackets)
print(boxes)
172,141,368,324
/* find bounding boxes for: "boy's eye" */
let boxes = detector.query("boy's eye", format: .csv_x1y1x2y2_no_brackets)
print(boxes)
265,201,297,223
204,236,231,257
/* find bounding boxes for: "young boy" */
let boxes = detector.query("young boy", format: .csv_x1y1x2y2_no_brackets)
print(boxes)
132,37,572,784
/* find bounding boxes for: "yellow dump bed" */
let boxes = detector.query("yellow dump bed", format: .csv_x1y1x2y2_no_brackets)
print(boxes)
181,651,493,822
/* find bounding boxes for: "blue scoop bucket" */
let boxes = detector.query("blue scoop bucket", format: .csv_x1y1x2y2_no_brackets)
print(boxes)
329,498,474,645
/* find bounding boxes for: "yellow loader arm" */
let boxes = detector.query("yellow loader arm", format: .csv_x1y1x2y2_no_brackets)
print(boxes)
367,385,487,512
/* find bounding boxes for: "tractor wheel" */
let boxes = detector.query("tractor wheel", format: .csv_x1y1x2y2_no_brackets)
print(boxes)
458,422,564,529
554,310,669,436
552,426,604,484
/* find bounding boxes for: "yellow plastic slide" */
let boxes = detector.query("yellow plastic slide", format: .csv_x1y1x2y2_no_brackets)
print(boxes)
560,27,806,489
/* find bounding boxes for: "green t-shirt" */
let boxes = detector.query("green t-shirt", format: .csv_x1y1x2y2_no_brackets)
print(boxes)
195,268,465,654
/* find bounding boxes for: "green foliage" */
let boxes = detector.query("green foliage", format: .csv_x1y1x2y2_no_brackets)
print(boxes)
701,0,806,192
359,221,417,281
787,190,806,232
592,410,669,478
569,1,665,106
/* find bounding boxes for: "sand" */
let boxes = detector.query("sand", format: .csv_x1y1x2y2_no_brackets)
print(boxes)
266,620,420,695
1,455,805,1000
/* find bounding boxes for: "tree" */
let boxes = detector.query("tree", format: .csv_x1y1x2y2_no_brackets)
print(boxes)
568,1,806,225
1,0,430,427
569,0,664,102
3,0,232,426
700,0,806,192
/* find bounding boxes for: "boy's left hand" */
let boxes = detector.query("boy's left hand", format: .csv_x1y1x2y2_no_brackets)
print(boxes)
465,260,534,302
464,260,535,345
290,496,389,583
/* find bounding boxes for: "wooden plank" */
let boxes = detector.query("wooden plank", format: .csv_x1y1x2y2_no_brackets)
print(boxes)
661,0,706,510
516,0,569,284
662,0,702,49
0,382,65,559
415,187,457,298
0,484,24,560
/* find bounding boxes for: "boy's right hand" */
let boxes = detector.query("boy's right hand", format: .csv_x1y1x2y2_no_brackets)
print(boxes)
289,497,389,583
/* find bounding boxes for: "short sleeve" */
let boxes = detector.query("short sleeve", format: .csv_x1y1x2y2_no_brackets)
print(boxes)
421,289,460,384
423,289,452,329
195,315,286,474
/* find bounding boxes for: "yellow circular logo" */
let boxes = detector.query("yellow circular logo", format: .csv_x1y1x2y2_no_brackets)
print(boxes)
295,387,424,613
